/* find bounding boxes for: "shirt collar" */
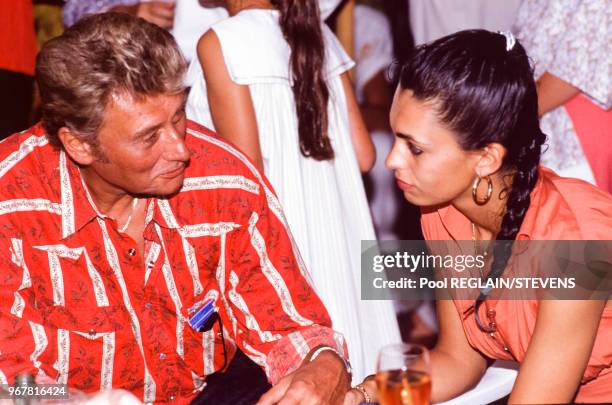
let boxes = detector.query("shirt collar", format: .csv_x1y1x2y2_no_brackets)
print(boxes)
59,152,180,239
59,151,99,239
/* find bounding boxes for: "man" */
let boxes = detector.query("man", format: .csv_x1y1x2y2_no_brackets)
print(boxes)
0,12,350,404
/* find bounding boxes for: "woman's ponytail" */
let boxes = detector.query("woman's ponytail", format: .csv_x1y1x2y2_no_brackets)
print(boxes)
271,0,334,160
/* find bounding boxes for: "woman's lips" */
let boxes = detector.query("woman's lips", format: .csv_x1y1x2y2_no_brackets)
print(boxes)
396,178,414,191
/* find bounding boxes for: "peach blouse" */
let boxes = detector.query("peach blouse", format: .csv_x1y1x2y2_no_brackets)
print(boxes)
421,167,612,402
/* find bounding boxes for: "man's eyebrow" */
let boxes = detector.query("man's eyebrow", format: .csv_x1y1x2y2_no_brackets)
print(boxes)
395,131,430,146
134,123,162,139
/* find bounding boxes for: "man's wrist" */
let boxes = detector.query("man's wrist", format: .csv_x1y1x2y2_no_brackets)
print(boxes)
307,345,351,377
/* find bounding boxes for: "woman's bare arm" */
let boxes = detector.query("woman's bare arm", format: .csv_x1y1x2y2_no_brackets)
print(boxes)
340,73,376,172
197,30,264,171
509,299,607,403
536,72,580,116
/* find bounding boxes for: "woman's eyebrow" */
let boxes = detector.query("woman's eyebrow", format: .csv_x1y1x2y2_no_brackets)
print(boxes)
395,131,430,146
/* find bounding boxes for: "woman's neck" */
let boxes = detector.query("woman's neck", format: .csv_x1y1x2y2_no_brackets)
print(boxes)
226,0,274,16
452,172,513,240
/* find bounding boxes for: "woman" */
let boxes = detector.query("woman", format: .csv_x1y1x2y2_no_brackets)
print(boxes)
346,30,612,403
185,0,400,382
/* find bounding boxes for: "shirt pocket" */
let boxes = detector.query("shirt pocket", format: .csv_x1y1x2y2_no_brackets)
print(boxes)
36,305,138,391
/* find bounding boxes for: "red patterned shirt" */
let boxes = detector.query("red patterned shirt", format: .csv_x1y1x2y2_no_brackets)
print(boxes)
0,121,347,403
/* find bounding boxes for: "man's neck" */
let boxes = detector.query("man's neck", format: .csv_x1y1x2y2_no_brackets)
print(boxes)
79,167,136,219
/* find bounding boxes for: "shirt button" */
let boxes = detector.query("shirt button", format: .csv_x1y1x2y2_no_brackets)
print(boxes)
159,353,167,360
169,396,175,401
128,248,136,256
504,347,510,352
145,303,152,310
88,329,96,337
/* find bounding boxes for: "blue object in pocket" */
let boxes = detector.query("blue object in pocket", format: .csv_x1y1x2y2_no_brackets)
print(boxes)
189,299,216,332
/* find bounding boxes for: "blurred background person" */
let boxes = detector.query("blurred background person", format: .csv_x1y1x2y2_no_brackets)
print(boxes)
63,0,177,29
62,0,341,63
0,0,37,139
514,0,610,191
353,2,397,241
185,0,400,382
409,0,522,45
352,1,438,344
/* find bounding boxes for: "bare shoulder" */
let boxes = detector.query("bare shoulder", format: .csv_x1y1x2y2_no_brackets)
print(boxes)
196,29,224,68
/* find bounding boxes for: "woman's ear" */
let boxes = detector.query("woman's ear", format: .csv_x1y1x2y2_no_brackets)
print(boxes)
475,143,507,177
57,127,96,165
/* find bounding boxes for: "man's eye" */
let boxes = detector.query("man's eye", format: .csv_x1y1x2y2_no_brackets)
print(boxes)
144,132,159,144
173,110,186,124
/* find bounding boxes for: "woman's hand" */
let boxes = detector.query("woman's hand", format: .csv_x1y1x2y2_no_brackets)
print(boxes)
343,378,377,405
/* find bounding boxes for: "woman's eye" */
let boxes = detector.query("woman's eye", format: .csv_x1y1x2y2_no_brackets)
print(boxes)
408,143,423,156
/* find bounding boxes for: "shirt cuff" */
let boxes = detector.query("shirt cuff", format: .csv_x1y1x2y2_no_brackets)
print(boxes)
265,324,348,384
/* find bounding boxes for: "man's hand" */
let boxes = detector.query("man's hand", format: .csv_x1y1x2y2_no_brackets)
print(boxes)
257,350,350,405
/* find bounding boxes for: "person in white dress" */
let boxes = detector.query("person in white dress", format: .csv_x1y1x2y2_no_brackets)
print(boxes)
513,0,604,185
409,0,523,46
186,0,400,383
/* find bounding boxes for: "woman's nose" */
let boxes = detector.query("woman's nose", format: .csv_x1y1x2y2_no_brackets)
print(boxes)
385,141,401,169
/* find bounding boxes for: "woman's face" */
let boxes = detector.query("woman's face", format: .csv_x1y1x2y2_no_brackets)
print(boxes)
386,88,481,207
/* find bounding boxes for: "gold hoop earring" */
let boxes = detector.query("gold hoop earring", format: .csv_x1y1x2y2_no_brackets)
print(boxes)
472,176,493,205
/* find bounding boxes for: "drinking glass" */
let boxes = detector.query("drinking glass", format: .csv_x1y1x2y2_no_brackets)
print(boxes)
375,343,432,405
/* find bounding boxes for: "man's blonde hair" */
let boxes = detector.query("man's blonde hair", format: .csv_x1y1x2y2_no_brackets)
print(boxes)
36,12,186,149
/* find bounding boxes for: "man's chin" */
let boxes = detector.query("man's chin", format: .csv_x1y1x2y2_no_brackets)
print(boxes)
155,176,185,197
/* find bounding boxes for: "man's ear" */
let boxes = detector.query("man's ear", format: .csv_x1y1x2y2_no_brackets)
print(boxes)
57,127,96,165
475,143,507,178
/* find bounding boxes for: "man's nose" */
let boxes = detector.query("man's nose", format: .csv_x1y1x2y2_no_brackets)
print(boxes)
164,128,191,162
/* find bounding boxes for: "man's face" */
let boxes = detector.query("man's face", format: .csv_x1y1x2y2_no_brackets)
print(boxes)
85,91,191,197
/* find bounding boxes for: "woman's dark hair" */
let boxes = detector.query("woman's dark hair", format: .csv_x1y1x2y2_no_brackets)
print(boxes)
399,30,546,330
271,0,334,160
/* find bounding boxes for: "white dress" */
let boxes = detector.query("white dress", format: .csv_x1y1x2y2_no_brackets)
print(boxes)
185,9,400,382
